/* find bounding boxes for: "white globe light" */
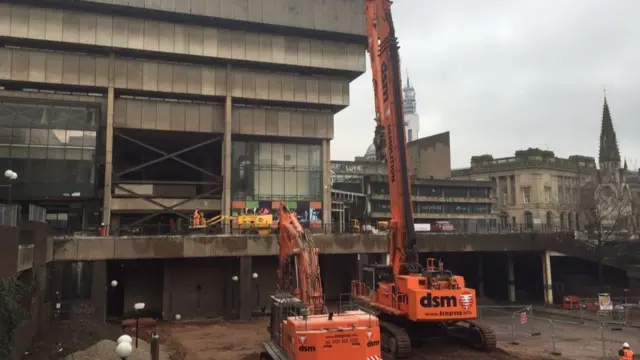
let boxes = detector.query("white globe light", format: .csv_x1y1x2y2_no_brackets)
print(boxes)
134,302,145,311
4,170,12,178
252,273,258,279
117,334,132,344
111,280,118,288
115,341,133,357
231,275,239,282
9,172,16,180
175,314,182,321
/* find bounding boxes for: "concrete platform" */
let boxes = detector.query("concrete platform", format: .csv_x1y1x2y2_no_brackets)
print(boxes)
48,231,626,269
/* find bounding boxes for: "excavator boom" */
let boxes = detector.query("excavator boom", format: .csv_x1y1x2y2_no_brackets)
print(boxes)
352,1,498,358
366,0,418,276
261,203,382,360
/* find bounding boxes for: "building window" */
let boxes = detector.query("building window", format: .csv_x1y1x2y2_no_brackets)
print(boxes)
522,187,531,204
0,101,98,199
443,187,467,198
544,186,552,203
231,141,322,201
469,187,490,198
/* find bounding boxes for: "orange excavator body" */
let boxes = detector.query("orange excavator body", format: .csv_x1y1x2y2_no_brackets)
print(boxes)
260,203,382,360
351,1,496,358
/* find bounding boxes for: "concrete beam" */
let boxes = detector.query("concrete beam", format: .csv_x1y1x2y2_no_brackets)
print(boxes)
47,232,625,270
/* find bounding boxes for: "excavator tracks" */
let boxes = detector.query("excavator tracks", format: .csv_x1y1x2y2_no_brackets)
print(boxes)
379,320,412,359
462,320,497,351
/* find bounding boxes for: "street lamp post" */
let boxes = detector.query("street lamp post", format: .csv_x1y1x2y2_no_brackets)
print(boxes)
231,275,239,318
252,273,260,308
115,335,133,360
3,170,17,205
133,302,145,348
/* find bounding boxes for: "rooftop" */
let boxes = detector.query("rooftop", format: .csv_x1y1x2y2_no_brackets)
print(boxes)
452,148,597,176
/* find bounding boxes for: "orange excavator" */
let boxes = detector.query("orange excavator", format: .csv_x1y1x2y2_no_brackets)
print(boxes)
351,0,497,359
260,203,382,360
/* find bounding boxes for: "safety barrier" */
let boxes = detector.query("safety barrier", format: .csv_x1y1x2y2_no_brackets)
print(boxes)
477,305,625,359
573,297,640,327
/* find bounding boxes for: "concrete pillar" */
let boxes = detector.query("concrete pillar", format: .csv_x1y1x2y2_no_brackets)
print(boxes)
507,253,516,302
477,254,485,298
102,53,116,232
322,139,331,232
91,260,107,322
222,65,233,234
239,256,253,321
357,254,369,281
542,251,554,305
507,175,513,207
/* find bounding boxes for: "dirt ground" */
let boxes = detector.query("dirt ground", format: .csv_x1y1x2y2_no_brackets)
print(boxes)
152,316,579,360
24,311,630,360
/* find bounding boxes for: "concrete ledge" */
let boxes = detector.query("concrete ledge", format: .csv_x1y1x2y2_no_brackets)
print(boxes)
17,245,34,272
46,231,625,268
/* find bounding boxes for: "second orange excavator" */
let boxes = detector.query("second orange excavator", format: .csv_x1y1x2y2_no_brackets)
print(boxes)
260,203,382,360
351,0,497,359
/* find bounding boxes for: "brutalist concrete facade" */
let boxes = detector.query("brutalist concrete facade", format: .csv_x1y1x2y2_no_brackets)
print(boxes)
0,0,367,232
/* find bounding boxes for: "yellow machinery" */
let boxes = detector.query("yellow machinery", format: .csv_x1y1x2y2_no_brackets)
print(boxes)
188,214,232,233
349,219,361,233
236,209,273,235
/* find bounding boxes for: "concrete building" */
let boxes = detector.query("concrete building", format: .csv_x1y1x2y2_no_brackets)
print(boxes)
331,131,496,230
407,131,451,180
0,0,367,233
452,149,597,230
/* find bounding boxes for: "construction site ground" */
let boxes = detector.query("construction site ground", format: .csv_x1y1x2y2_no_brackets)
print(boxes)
24,308,635,359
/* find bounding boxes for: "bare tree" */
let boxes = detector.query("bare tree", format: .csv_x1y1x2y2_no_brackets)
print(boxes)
577,180,633,290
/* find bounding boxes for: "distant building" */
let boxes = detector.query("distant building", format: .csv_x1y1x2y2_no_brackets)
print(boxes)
452,149,596,230
407,131,451,180
403,75,420,142
332,131,497,230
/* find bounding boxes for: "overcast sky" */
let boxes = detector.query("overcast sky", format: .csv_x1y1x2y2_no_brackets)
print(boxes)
332,0,640,170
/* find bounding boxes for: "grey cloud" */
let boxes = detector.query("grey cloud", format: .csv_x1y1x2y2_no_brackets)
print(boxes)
333,0,640,169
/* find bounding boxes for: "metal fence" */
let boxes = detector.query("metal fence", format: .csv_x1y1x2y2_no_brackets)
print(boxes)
0,204,20,227
572,297,640,328
477,305,625,359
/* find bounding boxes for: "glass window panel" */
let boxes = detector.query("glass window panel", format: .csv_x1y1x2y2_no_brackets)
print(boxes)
29,147,47,159
47,159,64,182
0,128,13,144
82,149,95,161
29,129,49,146
309,145,321,170
82,131,96,148
48,130,65,146
65,108,89,130
297,144,309,169
271,143,284,168
297,171,310,197
0,145,10,157
310,171,322,199
0,105,15,127
257,143,272,166
256,170,272,196
272,170,285,198
284,171,297,196
284,144,296,169
10,146,28,159
65,130,84,147
65,148,83,160
77,161,93,183
87,109,98,129
232,141,246,165
12,104,45,128
10,128,30,145
47,148,65,160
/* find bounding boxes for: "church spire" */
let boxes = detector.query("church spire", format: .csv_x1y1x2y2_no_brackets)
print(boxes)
598,92,621,166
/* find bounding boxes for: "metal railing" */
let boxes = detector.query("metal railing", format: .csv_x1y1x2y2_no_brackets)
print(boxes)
478,305,623,359
51,221,581,237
